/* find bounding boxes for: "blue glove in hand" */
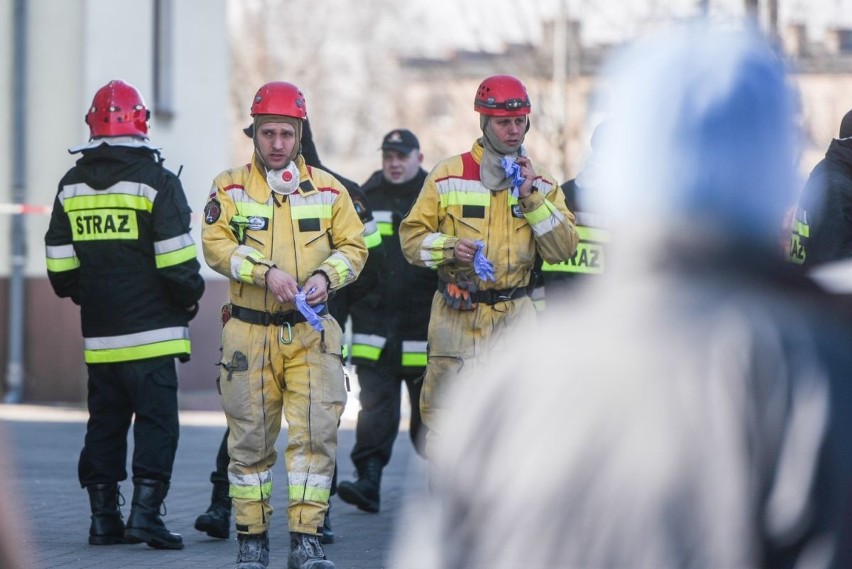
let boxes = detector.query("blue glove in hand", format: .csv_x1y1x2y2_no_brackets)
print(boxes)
295,291,325,332
473,240,496,282
501,156,525,199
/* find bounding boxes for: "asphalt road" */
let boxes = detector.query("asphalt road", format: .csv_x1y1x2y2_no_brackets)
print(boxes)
0,404,428,569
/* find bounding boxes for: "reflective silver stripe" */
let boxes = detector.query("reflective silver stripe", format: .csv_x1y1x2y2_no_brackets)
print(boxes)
84,326,189,351
532,178,554,195
288,471,333,490
229,470,273,487
402,340,427,354
435,177,487,197
59,180,158,207
324,251,357,286
45,244,76,260
46,243,81,273
808,258,852,294
351,334,387,349
154,232,195,255
288,189,336,223
228,187,275,207
574,211,608,229
373,211,393,224
362,219,379,236
229,469,273,500
529,201,566,238
231,245,263,281
419,233,449,267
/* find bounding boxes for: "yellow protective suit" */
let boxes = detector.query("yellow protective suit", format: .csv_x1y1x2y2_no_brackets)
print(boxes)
399,140,577,455
202,154,367,535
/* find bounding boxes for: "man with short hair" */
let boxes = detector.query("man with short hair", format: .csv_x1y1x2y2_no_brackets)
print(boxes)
193,117,378,546
336,129,434,513
202,81,367,569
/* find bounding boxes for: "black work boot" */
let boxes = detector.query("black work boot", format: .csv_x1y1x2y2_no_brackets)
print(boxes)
195,480,231,539
320,501,334,544
288,532,334,569
124,477,184,550
337,458,381,513
86,483,128,545
235,531,270,569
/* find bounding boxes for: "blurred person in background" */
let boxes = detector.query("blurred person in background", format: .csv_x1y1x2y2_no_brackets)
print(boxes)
45,79,204,550
392,22,852,569
789,109,852,267
398,75,578,466
529,121,610,309
336,129,433,515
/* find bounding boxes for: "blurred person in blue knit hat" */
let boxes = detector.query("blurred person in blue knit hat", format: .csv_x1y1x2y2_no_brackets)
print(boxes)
391,21,852,569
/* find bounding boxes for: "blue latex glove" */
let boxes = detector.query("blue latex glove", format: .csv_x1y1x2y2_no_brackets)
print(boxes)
473,240,496,282
295,290,325,332
501,156,525,199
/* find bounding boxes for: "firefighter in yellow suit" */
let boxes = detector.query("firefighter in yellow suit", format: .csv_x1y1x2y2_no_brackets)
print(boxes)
399,75,578,460
202,81,366,569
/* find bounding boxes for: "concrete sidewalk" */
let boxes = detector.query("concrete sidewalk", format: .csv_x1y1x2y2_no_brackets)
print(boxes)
0,404,428,569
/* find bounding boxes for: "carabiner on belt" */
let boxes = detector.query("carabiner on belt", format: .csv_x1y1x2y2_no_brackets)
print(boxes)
279,322,293,344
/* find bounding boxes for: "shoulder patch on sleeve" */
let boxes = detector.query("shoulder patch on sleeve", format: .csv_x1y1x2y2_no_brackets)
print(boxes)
204,199,221,224
351,194,369,219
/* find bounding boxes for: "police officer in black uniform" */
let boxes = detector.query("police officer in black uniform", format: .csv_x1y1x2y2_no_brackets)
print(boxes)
790,109,852,267
336,129,434,513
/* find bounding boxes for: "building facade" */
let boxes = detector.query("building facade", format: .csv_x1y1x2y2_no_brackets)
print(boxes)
1,0,229,405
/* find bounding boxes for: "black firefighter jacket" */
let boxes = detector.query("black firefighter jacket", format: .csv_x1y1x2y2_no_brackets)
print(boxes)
792,138,852,266
349,168,437,373
45,143,205,364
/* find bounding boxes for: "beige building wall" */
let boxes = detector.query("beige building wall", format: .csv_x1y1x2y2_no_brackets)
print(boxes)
793,73,852,176
1,0,230,406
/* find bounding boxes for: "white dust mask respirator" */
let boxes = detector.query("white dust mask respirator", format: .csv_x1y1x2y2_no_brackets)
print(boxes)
267,162,300,195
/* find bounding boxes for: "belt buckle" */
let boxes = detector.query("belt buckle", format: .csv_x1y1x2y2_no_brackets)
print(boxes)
493,288,515,303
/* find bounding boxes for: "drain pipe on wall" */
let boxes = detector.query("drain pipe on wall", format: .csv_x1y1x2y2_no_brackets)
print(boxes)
4,0,27,404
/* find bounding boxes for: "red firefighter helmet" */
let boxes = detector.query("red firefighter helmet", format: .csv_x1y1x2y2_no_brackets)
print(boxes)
250,81,307,120
85,80,150,138
473,75,531,117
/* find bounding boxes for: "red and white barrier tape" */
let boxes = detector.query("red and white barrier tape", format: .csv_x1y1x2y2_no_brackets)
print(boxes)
0,204,52,215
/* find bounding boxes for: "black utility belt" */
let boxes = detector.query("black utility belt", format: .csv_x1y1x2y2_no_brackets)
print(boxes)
439,283,528,305
229,304,328,326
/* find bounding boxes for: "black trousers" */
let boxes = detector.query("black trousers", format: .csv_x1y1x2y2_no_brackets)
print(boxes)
350,348,427,470
211,428,230,485
78,356,180,487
